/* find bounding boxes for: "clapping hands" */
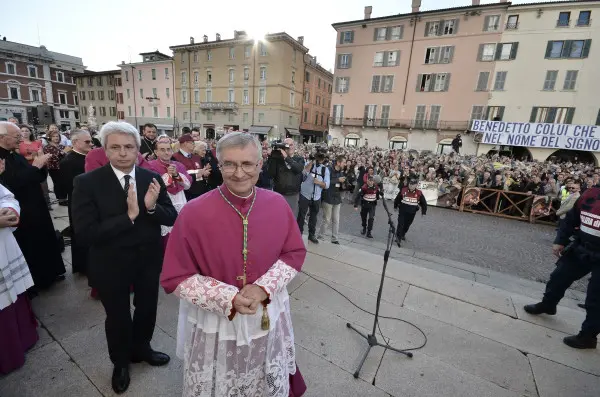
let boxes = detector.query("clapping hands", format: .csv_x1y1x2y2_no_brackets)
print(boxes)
234,285,268,315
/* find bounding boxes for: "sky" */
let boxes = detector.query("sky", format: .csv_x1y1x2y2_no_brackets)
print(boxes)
2,0,529,72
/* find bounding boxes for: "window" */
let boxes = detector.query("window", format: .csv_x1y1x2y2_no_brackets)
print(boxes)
258,113,265,122
9,86,19,100
340,31,354,44
87,77,94,87
258,88,266,104
126,89,130,99
75,111,80,119
244,46,251,59
259,42,267,56
56,71,64,82
332,104,344,124
206,89,212,102
425,19,459,36
292,49,297,62
320,114,324,125
289,115,293,125
228,113,235,122
380,105,391,127
291,71,295,83
335,77,350,93
506,15,519,29
416,73,451,92
182,90,187,104
181,53,185,64
59,110,69,118
479,44,496,61
337,54,352,69
96,90,103,100
206,112,212,121
5,62,16,75
194,90,200,104
244,67,250,81
183,111,188,120
138,70,142,81
304,90,310,103
89,91,95,100
428,105,441,129
414,105,426,128
260,67,267,80
477,42,519,61
100,107,107,117
243,89,249,105
315,113,319,125
181,71,187,85
471,105,486,121
316,96,321,105
195,112,200,121
530,107,575,124
153,107,158,118
476,72,490,91
373,51,400,67
165,68,170,79
128,106,132,116
109,90,116,100
166,87,170,98
107,75,114,86
139,89,143,99
371,75,394,93
578,11,591,26
364,105,377,126
390,26,403,40
97,76,103,86
125,71,129,82
193,52,198,63
290,92,295,107
206,71,212,83
557,11,570,27
229,47,235,59
80,91,86,100
228,89,235,102
303,110,308,123
486,106,505,120
493,71,507,90
167,107,171,118
207,50,212,60
229,69,235,83
374,27,387,41
484,15,501,31
305,71,310,82
318,78,321,89
74,93,78,106
596,109,600,126
563,70,578,90
109,107,116,117
28,65,37,78
116,93,123,104
243,113,249,122
58,92,67,104
424,46,454,64
545,40,591,59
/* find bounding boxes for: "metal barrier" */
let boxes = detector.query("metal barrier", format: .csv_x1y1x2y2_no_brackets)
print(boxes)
459,188,536,222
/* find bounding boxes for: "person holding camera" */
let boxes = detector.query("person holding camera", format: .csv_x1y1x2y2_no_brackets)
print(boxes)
267,138,304,213
317,155,346,244
298,153,330,244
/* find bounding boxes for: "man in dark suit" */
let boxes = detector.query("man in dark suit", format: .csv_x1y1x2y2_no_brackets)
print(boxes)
71,121,177,394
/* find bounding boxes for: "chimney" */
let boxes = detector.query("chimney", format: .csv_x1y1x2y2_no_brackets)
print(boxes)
500,0,508,2
297,36,304,44
216,33,221,41
411,0,421,13
190,36,194,44
472,0,480,5
121,61,125,64
364,6,372,19
203,35,208,43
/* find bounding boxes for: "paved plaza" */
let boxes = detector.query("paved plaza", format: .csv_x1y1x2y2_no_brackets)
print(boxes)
1,203,599,396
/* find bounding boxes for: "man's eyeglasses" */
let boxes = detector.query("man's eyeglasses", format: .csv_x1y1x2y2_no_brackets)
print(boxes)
219,161,259,174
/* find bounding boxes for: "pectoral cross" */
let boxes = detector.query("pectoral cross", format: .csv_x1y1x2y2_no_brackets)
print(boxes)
236,273,247,287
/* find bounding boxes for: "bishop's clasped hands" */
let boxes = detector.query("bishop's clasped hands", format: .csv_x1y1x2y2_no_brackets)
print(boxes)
233,284,268,315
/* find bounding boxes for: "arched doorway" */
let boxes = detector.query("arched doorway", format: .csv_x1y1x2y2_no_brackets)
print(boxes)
546,149,597,165
486,146,532,161
205,128,215,140
389,136,407,150
436,138,454,155
344,133,360,147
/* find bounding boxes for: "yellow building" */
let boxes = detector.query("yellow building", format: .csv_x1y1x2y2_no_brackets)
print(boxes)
170,31,308,141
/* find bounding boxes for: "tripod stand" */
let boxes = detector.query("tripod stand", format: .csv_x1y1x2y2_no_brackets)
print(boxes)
346,196,413,378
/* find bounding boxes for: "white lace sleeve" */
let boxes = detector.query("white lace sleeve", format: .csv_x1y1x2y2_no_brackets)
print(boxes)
254,260,298,299
175,274,239,318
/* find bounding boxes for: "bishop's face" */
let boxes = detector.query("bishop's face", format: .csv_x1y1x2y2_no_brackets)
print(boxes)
220,144,262,197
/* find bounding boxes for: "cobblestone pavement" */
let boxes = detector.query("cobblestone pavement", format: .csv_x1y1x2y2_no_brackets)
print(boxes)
331,198,589,291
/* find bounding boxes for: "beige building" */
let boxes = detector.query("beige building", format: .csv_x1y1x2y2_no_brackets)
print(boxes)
170,31,308,141
300,54,333,143
75,70,120,127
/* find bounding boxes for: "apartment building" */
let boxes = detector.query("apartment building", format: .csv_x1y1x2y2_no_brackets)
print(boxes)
119,51,175,136
74,70,121,126
0,38,85,129
170,31,308,141
300,54,333,143
481,0,600,163
330,1,510,154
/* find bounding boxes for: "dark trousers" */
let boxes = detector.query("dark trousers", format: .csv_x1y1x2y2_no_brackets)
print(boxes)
48,169,67,200
94,245,162,366
397,211,417,239
360,205,376,231
543,246,600,337
297,195,320,236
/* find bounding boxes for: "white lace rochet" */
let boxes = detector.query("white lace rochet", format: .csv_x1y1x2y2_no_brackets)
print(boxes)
175,260,298,397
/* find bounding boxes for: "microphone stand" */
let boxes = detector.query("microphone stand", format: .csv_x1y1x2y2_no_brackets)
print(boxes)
346,193,413,378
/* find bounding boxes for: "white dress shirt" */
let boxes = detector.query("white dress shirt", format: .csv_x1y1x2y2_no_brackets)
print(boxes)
111,164,136,191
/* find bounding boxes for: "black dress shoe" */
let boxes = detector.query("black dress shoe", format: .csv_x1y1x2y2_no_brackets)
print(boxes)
563,333,597,349
401,236,406,241
308,235,319,244
361,227,366,235
331,240,340,245
366,232,373,239
112,366,130,394
524,302,557,315
131,350,170,366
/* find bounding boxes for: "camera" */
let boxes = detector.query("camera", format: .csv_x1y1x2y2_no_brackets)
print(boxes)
271,142,290,151
309,145,328,162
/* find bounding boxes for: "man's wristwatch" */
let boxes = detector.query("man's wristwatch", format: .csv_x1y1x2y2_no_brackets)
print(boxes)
147,204,157,214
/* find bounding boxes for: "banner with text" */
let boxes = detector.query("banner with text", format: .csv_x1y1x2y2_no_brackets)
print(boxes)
471,120,600,152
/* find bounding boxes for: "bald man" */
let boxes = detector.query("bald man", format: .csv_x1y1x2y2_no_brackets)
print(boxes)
267,138,304,214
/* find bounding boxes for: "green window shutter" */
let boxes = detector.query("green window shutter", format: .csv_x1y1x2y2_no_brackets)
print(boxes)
510,42,519,59
530,107,538,122
582,39,592,58
545,41,553,58
565,108,575,124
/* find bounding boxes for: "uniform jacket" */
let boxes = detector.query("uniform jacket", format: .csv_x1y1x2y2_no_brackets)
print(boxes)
394,187,428,215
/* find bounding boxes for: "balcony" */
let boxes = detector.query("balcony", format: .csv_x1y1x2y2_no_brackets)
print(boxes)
329,117,469,131
199,102,238,111
505,22,519,30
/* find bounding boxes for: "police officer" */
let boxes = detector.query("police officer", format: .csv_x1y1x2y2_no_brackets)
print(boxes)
524,184,600,349
394,178,427,247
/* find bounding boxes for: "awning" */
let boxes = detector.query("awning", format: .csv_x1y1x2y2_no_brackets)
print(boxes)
249,125,272,134
285,128,300,136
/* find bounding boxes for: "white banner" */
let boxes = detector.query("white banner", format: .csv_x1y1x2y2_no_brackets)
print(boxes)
471,120,600,152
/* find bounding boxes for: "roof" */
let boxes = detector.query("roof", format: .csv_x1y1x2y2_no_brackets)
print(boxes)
75,69,121,77
139,50,171,57
0,39,84,67
304,54,333,79
508,0,600,8
170,32,309,53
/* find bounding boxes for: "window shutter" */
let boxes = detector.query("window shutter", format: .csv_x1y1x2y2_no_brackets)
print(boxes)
428,74,437,91
383,52,389,67
565,108,575,124
444,73,451,91
336,54,342,68
339,33,344,44
477,44,484,61
416,74,423,91
346,78,350,92
483,16,490,31
437,20,445,36
335,78,340,93
448,46,455,63
373,28,379,41
395,51,401,66
485,106,491,119
350,31,355,43
498,107,505,121
424,22,431,37
385,28,392,41
364,105,369,124
494,44,503,60
347,54,353,68
582,39,592,58
561,40,572,58
333,105,338,121
399,26,405,39
371,76,381,92
510,42,519,59
546,108,557,123
453,18,460,34
595,109,600,126
544,41,553,58
529,107,538,122
434,47,441,64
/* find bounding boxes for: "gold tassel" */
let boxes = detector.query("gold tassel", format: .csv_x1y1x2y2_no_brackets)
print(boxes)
261,305,270,330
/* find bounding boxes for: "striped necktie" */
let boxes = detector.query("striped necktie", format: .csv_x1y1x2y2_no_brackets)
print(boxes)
123,175,131,195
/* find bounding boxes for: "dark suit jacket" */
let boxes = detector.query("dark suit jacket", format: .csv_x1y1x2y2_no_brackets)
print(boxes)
71,164,177,282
